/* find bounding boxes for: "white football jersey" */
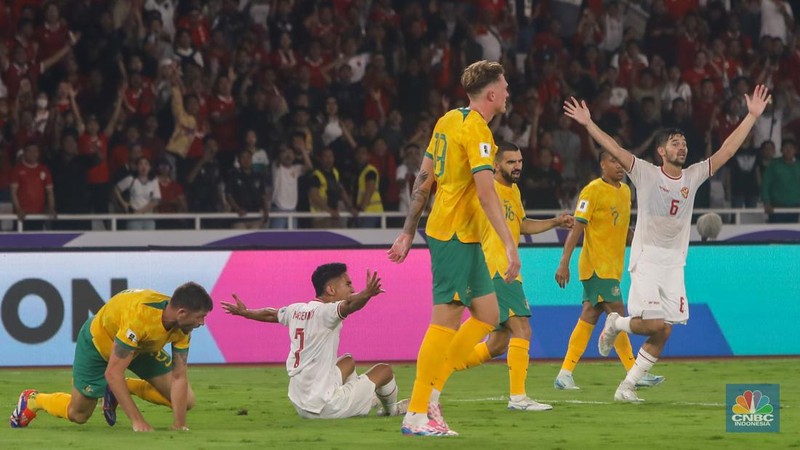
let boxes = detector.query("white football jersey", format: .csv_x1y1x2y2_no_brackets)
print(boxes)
277,300,345,414
627,157,712,269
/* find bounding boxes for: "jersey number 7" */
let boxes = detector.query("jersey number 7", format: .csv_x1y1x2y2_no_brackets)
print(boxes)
293,328,305,368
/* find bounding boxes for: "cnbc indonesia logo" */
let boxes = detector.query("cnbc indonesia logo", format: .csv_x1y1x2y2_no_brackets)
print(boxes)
730,389,775,429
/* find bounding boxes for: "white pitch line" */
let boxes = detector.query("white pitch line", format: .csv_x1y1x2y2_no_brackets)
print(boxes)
451,397,726,407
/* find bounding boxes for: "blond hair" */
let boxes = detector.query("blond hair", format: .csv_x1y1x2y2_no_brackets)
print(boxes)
461,60,504,98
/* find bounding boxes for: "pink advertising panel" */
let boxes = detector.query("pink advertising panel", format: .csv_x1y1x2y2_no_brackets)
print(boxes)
206,249,433,363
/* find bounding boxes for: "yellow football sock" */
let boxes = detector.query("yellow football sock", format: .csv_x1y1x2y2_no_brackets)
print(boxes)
126,378,171,407
434,318,494,392
614,332,635,372
432,341,492,391
508,338,530,397
562,319,593,372
408,324,456,414
33,392,71,419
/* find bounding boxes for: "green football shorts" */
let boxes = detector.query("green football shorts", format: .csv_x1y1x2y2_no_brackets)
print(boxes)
581,273,624,306
72,319,175,398
428,236,494,307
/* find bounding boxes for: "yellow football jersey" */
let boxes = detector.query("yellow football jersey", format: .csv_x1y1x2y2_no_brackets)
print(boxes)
481,180,524,281
89,289,191,359
425,108,496,243
574,178,631,281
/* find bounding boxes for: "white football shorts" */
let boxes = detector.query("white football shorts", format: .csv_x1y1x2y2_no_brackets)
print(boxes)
627,260,689,324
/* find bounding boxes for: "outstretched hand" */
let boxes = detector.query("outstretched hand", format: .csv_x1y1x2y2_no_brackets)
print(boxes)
221,294,248,316
745,84,772,118
563,97,592,126
361,269,385,298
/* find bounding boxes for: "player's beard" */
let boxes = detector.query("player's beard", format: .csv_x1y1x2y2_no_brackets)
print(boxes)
502,169,521,184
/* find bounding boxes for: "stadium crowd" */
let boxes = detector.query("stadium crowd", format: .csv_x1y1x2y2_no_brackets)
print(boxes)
1,0,799,230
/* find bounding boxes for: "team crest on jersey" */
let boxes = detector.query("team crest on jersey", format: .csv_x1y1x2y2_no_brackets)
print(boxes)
681,187,689,199
577,199,589,213
479,142,491,158
611,286,621,296
126,329,138,344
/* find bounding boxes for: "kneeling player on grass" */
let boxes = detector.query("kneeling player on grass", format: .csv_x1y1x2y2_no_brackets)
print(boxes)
221,263,407,419
10,283,213,431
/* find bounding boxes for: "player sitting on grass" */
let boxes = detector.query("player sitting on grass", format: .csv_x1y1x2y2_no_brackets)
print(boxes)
221,263,407,419
10,283,213,431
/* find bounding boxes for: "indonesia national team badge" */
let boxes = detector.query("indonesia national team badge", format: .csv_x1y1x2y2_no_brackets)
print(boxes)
680,187,689,199
726,384,780,432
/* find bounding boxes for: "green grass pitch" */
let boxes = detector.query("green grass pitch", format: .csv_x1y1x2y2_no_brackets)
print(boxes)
2,359,797,449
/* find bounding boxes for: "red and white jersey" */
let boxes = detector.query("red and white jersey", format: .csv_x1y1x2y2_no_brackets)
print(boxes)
277,300,345,413
627,157,711,269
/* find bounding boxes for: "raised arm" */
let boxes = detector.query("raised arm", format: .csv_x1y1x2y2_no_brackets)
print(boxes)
555,219,586,288
709,85,771,172
337,269,384,317
387,156,434,263
221,294,279,322
563,97,635,172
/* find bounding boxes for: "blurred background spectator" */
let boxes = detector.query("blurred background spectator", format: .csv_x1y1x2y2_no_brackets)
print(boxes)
0,0,798,230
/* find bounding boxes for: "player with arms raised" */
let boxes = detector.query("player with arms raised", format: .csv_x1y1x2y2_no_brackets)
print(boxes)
388,60,520,436
563,84,770,402
221,264,405,419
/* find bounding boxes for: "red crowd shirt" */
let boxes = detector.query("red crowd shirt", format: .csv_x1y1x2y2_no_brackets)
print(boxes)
79,132,109,184
208,95,238,152
37,20,69,61
10,161,52,213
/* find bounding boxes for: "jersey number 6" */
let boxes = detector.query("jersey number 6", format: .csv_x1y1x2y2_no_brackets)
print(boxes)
669,199,679,216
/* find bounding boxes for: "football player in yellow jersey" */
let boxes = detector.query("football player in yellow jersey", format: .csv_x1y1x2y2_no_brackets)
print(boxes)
388,60,520,437
432,142,572,411
10,283,213,432
553,151,663,390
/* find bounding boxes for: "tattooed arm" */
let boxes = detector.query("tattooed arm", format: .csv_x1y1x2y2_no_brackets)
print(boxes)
387,156,434,263
106,342,153,431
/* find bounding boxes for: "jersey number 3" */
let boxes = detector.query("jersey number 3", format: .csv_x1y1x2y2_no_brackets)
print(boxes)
293,328,305,368
433,132,447,177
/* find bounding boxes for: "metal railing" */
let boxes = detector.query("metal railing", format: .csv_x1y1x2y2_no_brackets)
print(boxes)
0,208,798,232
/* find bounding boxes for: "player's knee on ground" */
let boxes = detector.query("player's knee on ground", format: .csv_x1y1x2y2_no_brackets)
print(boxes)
365,363,393,386
67,405,93,424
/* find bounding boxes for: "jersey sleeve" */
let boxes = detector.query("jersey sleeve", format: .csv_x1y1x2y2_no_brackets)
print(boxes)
686,158,712,187
114,319,144,351
574,184,596,224
319,301,345,329
463,121,495,174
277,304,297,326
625,157,658,188
172,333,190,353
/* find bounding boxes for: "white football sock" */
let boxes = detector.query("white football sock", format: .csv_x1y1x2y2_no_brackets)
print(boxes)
623,348,657,387
429,388,441,404
558,369,573,377
614,315,633,334
376,377,398,414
